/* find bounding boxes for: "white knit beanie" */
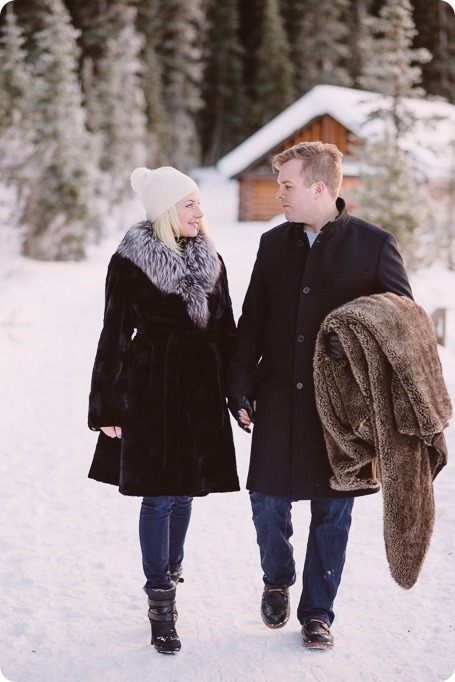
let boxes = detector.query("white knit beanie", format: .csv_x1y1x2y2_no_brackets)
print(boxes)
130,166,199,222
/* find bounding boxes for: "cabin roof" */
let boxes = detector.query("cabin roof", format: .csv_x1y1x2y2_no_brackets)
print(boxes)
217,85,455,180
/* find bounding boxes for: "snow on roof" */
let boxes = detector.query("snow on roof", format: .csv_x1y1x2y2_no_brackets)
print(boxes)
217,85,455,180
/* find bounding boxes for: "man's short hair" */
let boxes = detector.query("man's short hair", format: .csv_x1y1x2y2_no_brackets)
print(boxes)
272,141,343,199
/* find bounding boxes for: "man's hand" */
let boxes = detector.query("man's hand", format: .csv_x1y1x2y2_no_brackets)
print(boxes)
323,331,346,359
228,395,255,433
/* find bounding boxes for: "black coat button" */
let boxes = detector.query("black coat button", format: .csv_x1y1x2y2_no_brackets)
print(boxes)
296,382,303,390
303,286,310,294
297,335,304,342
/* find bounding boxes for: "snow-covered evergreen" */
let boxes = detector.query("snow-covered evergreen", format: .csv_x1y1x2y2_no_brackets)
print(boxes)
200,0,246,164
136,0,170,167
411,0,455,103
22,0,102,261
0,7,33,134
355,0,435,268
1,0,452,264
85,6,147,200
359,0,432,136
289,0,352,97
158,0,205,171
250,0,294,129
354,134,432,272
348,0,370,87
0,7,34,265
141,40,168,167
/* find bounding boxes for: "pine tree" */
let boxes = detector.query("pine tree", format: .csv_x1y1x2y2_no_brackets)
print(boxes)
22,0,102,261
0,6,34,177
355,0,435,269
135,0,170,167
85,5,147,199
141,40,169,166
354,134,431,271
157,0,205,171
237,0,263,93
250,0,294,130
347,0,373,87
199,0,246,164
0,6,34,263
7,0,50,58
64,0,136,64
411,0,455,104
359,0,432,138
283,0,352,97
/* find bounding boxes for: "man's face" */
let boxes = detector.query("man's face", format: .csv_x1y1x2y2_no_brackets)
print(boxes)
275,158,316,224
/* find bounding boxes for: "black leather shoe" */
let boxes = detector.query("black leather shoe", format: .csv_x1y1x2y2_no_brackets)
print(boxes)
261,587,290,629
301,619,334,649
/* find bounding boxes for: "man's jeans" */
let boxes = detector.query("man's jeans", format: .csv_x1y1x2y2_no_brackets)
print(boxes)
250,492,354,626
139,496,192,590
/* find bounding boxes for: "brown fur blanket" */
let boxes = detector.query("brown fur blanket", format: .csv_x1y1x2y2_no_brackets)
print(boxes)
314,293,451,589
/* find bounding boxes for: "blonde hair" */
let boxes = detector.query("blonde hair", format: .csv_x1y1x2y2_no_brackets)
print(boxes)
272,141,343,199
152,205,211,254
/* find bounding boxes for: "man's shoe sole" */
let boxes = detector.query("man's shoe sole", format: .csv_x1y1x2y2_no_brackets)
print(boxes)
302,639,334,649
261,611,290,629
301,620,334,649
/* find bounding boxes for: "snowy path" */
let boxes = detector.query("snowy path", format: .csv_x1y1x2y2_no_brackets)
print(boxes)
0,229,454,682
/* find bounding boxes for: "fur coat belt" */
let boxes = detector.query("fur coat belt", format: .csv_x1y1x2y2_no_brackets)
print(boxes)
313,292,451,588
117,221,221,328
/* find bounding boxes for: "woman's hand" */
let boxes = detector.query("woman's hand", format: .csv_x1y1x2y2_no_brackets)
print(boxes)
228,396,256,433
100,426,122,439
238,407,253,429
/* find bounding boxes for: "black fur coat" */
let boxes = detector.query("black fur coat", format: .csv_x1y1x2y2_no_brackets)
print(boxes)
87,222,240,497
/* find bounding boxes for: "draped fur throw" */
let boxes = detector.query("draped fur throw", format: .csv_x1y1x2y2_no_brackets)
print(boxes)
314,293,451,589
117,221,221,328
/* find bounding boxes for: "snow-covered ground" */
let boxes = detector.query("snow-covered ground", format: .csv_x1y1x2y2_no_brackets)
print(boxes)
0,170,454,682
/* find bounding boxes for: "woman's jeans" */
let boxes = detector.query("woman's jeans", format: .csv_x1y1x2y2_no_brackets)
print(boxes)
250,492,354,626
139,496,192,590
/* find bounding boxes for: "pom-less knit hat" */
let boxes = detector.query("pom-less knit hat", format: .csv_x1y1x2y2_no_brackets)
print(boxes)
130,166,199,223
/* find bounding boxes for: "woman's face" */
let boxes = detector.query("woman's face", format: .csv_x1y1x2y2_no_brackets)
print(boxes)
176,191,203,237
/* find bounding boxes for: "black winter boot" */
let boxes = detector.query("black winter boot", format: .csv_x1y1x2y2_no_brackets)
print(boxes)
145,586,181,654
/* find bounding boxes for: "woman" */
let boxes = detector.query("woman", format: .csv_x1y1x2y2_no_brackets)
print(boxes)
87,166,239,654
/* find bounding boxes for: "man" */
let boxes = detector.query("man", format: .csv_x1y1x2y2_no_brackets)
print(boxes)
228,141,412,649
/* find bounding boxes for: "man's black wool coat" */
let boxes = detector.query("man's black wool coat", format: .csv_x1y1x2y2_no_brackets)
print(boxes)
228,198,412,500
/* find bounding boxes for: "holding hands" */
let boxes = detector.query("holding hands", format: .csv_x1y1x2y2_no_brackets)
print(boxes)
228,395,256,433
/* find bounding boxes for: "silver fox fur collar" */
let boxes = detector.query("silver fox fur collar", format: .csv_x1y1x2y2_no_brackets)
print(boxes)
117,221,221,329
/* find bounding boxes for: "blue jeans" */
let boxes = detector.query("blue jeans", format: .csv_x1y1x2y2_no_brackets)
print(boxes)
250,492,354,626
139,496,192,590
